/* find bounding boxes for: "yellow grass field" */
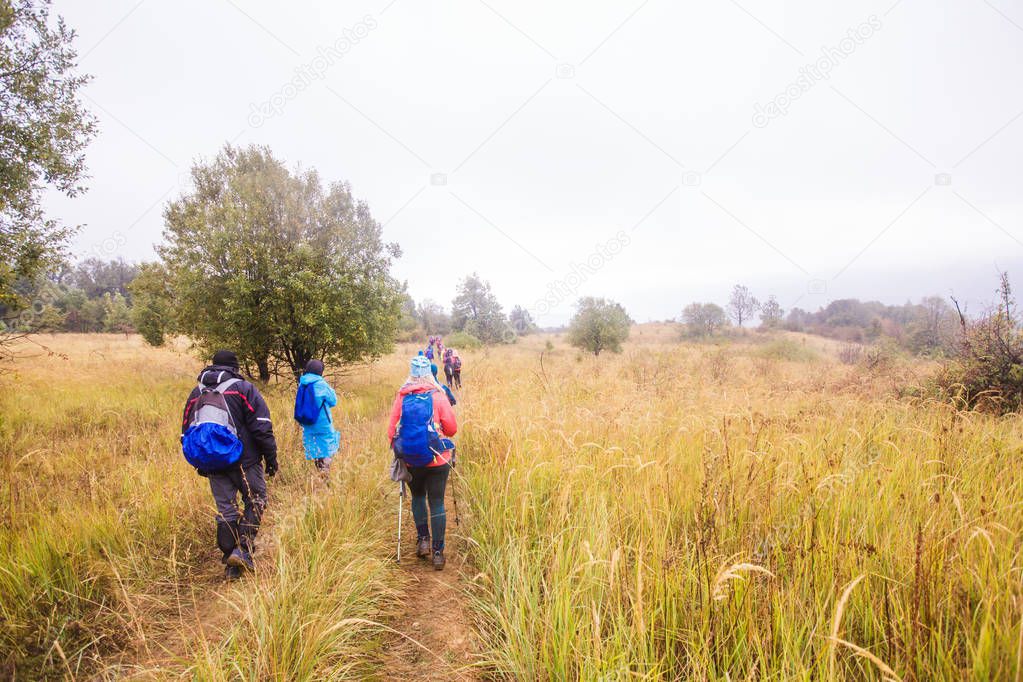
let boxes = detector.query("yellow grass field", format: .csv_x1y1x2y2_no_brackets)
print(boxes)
1,331,1021,680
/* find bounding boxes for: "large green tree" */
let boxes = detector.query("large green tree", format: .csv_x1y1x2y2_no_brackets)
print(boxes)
568,297,632,356
682,302,728,337
160,144,403,380
0,0,95,316
509,304,538,335
129,262,172,346
451,273,510,344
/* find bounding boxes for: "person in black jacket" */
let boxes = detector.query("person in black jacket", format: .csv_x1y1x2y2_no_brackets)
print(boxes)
181,350,278,580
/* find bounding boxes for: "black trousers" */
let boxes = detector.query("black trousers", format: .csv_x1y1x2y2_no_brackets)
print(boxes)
208,464,267,560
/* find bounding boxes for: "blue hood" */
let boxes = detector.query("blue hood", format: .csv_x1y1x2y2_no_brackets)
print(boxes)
299,372,323,386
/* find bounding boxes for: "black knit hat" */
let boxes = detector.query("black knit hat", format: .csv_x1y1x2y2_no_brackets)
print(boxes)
212,349,239,369
305,359,324,375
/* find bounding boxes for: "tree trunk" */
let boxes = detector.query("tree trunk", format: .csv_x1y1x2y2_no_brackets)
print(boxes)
256,356,270,383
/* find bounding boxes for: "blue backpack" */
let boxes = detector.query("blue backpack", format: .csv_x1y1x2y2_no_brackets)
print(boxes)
294,382,323,426
182,379,244,470
394,391,444,467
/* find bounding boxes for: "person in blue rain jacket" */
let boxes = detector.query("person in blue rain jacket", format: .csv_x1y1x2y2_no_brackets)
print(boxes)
297,359,340,474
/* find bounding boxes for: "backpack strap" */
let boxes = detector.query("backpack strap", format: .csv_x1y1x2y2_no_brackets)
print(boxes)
197,377,241,395
209,378,241,393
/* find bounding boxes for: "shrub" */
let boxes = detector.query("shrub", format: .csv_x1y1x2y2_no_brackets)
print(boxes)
837,344,862,365
753,338,818,362
937,274,1023,413
446,330,482,350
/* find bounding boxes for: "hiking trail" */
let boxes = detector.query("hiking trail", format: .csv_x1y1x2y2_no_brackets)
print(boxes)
379,472,478,680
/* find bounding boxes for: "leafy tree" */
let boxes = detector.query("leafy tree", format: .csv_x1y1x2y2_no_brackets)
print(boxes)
451,273,510,344
682,302,729,337
160,144,403,380
129,262,172,346
34,302,64,331
568,297,631,356
509,305,538,335
416,299,451,335
728,284,759,327
0,0,96,316
100,292,132,333
65,257,139,300
759,296,784,329
395,289,420,341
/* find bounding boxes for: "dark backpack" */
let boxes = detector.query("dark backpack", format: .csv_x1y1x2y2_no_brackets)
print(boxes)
182,379,243,470
294,382,324,426
394,391,443,467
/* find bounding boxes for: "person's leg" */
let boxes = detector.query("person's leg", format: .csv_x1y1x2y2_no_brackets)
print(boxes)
237,464,267,556
425,464,451,552
407,467,430,542
315,457,332,472
208,473,241,563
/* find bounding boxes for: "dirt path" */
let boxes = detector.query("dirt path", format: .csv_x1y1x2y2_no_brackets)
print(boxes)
379,484,479,681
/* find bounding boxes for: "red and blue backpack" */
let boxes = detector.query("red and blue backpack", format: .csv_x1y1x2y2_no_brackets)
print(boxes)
394,391,444,467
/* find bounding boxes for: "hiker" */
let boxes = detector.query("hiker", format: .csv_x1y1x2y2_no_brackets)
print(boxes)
451,350,462,389
181,350,278,581
388,355,457,570
443,348,454,385
425,344,434,361
294,359,340,476
431,362,457,406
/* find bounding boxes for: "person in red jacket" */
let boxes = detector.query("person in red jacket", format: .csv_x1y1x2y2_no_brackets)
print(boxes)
387,355,457,569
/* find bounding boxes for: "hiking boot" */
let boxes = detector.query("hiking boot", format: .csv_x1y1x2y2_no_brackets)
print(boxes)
226,548,254,573
432,550,446,571
224,565,242,582
416,537,431,559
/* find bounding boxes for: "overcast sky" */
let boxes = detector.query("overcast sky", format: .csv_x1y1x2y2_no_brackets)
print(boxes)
44,0,1023,324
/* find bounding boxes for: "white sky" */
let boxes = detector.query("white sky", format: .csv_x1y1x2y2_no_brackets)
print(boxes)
44,0,1023,324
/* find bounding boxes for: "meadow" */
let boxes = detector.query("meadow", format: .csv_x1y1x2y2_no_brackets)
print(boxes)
1,330,1021,680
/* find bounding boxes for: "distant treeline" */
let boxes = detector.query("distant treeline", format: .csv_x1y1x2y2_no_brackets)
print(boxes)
679,284,960,356
2,258,138,333
783,296,958,355
5,261,963,358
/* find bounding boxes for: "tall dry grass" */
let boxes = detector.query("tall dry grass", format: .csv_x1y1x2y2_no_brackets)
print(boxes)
0,335,410,680
4,332,1021,680
456,336,1023,680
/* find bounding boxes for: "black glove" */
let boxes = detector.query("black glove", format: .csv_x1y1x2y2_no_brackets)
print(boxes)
264,457,279,478
196,468,211,478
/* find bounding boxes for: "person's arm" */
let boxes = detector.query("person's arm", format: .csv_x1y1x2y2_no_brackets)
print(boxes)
319,380,338,408
243,384,278,469
386,393,402,443
432,391,457,437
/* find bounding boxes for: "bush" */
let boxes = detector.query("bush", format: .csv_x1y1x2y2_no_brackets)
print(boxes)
445,330,482,350
936,274,1023,413
752,338,818,362
837,344,862,365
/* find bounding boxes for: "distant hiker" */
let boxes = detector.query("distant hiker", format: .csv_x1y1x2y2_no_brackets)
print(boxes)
431,362,457,406
294,359,340,476
425,345,435,361
442,349,455,386
451,350,462,389
181,350,278,581
388,355,458,570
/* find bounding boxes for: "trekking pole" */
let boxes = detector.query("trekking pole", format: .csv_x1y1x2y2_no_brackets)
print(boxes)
396,480,405,563
449,447,461,527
